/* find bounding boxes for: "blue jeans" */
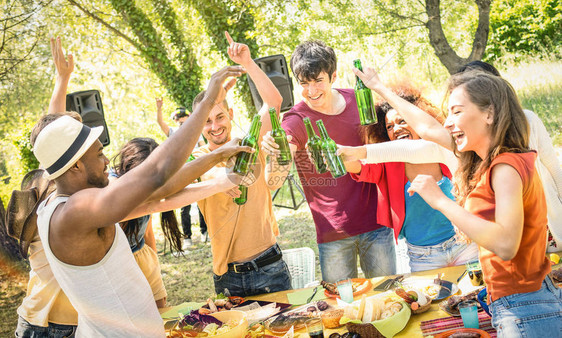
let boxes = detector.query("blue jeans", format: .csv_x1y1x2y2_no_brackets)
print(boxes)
213,244,292,297
489,276,562,337
15,316,76,338
318,226,396,282
406,236,478,272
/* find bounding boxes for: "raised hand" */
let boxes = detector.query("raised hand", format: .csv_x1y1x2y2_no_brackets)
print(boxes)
336,145,367,162
216,137,254,162
261,132,293,160
50,37,74,79
225,31,252,67
204,65,246,108
352,66,384,92
155,97,163,112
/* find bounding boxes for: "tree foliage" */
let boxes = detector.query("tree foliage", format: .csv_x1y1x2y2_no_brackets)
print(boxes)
486,0,562,61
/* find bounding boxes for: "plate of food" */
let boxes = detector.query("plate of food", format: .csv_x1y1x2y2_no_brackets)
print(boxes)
321,278,372,299
439,288,485,316
434,327,491,338
398,277,459,301
264,300,332,334
167,309,248,337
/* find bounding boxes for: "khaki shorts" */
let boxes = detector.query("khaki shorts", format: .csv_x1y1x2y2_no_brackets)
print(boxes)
134,245,167,301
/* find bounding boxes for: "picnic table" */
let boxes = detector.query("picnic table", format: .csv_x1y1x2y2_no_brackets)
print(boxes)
248,264,475,337
161,251,561,337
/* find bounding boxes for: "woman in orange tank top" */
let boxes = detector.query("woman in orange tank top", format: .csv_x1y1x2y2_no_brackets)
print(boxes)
404,71,562,337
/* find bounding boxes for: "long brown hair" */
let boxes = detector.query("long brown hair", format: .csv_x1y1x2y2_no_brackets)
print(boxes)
111,137,183,253
446,71,529,205
360,84,444,144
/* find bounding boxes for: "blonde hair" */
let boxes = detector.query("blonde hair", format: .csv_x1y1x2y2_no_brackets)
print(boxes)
447,71,529,205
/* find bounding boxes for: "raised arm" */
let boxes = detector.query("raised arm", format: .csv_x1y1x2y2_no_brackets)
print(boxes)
48,37,74,115
353,66,452,150
225,31,283,141
155,97,171,137
125,174,239,220
337,139,458,173
62,66,246,232
144,138,253,201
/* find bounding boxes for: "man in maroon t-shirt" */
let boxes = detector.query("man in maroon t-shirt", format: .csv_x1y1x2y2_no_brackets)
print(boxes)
262,40,396,282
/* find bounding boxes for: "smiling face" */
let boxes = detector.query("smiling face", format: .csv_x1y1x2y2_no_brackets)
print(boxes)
298,71,336,113
202,103,233,151
81,140,110,188
385,109,421,141
445,86,493,158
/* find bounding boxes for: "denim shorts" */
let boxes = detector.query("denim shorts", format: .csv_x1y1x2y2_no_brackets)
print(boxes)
405,236,478,272
318,226,396,282
489,276,562,337
213,244,292,297
15,316,76,338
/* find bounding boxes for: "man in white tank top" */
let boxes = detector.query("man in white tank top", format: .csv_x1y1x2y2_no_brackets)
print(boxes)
30,63,246,337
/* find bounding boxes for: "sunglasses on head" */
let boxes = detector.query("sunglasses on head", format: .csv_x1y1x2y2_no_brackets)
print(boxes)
173,107,189,119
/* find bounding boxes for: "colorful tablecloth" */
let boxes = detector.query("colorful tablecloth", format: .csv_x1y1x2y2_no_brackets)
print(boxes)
420,311,497,337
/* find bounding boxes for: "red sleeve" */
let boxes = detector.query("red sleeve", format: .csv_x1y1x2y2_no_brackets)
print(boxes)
350,163,384,184
281,111,307,151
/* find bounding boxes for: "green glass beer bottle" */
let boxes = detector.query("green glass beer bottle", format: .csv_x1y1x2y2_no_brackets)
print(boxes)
316,120,347,178
303,117,327,174
268,108,292,165
233,115,261,174
233,115,261,205
354,59,377,125
233,185,248,205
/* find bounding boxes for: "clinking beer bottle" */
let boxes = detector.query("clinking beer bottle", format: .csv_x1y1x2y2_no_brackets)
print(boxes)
233,186,248,205
316,120,347,178
303,117,327,174
233,115,262,204
268,108,292,165
354,59,377,125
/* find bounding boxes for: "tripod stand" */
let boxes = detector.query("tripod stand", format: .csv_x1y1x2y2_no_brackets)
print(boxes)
272,173,306,210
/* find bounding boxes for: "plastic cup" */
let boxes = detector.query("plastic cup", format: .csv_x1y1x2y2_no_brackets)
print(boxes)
305,317,324,338
458,300,479,329
466,260,484,286
336,278,354,303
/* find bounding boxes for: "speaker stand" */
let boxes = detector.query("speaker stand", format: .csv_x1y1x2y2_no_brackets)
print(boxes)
272,173,306,210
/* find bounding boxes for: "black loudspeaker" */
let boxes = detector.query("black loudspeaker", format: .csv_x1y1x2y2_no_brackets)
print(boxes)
66,90,110,146
247,54,294,112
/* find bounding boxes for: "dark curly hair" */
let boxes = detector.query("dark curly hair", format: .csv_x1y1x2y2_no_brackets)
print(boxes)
360,84,444,144
290,40,337,82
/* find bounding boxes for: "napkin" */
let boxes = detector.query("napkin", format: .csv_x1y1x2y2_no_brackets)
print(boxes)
286,288,327,305
160,302,205,319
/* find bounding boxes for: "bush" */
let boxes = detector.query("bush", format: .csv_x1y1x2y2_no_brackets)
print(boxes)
486,0,562,61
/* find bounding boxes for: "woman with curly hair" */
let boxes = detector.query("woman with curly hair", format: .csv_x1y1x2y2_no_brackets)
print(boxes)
338,84,477,272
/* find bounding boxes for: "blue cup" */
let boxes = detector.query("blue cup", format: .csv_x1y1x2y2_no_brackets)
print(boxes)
458,300,479,329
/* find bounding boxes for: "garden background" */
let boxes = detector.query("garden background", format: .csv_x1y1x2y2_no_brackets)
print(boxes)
1,0,561,335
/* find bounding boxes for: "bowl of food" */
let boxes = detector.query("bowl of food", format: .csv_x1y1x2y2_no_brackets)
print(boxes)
370,300,411,337
168,310,247,337
339,293,411,337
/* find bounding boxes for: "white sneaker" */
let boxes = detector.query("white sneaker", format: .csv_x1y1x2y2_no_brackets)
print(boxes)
182,238,194,250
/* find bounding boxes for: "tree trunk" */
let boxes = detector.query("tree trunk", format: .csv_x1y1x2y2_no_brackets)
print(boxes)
425,0,492,74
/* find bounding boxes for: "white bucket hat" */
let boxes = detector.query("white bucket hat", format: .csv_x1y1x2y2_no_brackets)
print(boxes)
33,115,104,179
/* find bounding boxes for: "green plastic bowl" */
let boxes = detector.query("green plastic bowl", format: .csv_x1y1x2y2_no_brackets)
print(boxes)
371,301,411,337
